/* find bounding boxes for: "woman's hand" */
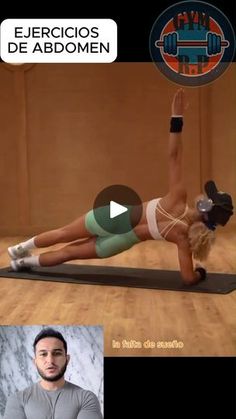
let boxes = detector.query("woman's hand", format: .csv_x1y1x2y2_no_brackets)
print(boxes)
171,88,188,115
195,262,207,281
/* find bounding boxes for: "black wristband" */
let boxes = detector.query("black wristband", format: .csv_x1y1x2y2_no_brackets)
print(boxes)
170,117,183,133
195,267,207,281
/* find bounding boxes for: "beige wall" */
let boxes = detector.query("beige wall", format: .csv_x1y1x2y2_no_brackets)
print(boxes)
211,65,236,203
0,63,235,235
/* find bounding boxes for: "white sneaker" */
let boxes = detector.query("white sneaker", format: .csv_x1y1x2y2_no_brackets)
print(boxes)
8,245,31,260
10,259,31,271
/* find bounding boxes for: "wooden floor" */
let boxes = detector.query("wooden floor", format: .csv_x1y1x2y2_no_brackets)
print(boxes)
0,227,236,356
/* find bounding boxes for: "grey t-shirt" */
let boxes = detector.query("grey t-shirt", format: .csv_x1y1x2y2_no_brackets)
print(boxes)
3,381,103,419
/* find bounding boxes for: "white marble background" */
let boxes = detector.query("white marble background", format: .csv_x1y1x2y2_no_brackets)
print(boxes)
0,325,104,418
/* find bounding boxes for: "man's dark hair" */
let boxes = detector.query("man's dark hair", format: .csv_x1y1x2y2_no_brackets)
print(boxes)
33,328,67,353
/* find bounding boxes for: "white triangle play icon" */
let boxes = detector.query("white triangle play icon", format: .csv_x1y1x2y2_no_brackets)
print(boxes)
110,201,128,219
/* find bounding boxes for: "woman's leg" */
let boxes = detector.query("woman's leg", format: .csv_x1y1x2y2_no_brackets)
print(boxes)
39,236,98,266
35,214,93,247
40,231,141,265
8,214,94,259
11,237,98,270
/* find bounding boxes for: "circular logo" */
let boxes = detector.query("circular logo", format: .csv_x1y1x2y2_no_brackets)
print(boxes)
92,184,142,234
149,1,235,86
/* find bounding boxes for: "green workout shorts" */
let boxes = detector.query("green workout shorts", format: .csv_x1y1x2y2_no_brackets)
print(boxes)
85,206,141,258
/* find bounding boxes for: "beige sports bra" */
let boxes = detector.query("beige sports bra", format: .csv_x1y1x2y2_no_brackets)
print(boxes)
156,199,188,239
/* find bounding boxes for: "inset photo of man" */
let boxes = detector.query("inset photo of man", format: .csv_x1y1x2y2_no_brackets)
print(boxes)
0,325,103,419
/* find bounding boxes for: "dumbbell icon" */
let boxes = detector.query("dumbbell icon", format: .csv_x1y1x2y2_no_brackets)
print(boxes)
155,32,229,56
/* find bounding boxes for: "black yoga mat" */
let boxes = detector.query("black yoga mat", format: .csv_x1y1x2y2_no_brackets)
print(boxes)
0,264,235,294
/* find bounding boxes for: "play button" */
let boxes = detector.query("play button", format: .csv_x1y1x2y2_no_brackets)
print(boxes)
110,201,128,218
92,184,143,234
